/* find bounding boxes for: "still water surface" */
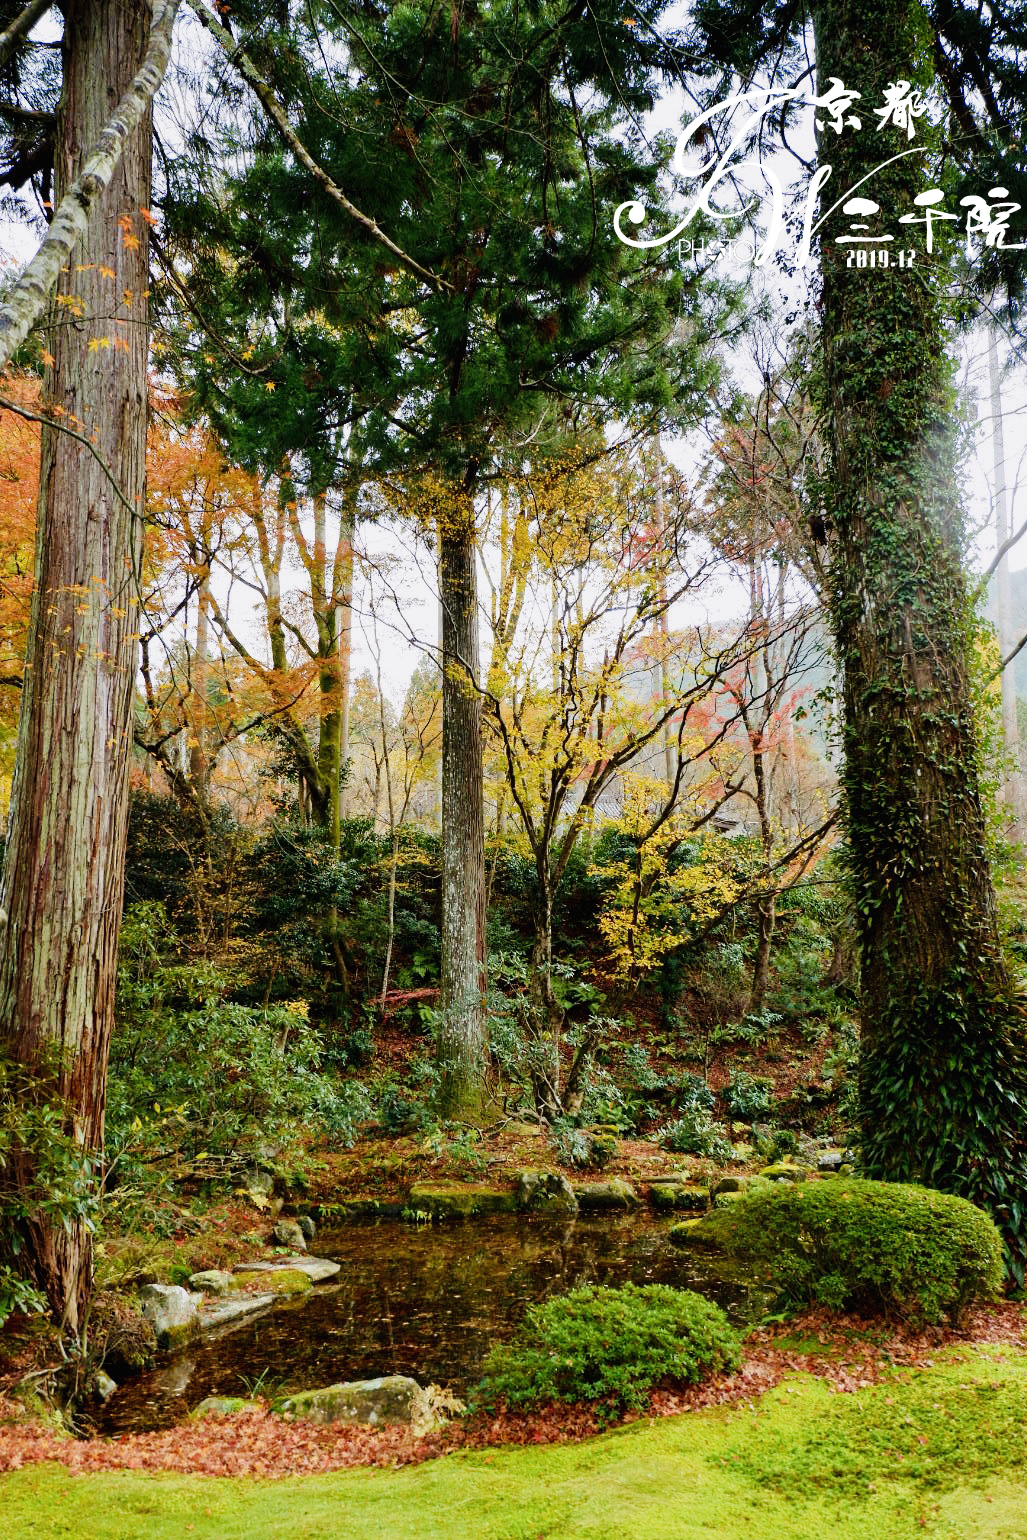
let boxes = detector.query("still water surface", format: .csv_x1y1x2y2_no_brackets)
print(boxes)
94,1213,753,1434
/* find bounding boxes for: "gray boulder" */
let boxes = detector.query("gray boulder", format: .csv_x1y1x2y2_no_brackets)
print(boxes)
93,1371,117,1403
138,1283,200,1350
189,1269,235,1295
271,1218,307,1251
516,1169,578,1214
282,1375,430,1429
572,1179,639,1210
297,1214,316,1241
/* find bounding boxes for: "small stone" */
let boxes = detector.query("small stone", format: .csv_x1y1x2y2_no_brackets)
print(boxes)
758,1163,808,1183
817,1150,844,1172
191,1396,262,1419
649,1182,709,1212
711,1174,747,1196
271,1218,307,1251
189,1269,235,1296
243,1167,275,1196
93,1371,117,1403
297,1215,316,1241
714,1189,745,1208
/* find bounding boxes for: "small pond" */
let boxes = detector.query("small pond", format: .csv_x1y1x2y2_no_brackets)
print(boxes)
93,1212,757,1435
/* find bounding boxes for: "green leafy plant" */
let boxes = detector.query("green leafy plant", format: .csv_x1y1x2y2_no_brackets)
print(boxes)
0,1054,99,1327
724,1070,774,1120
473,1282,741,1419
658,1108,733,1162
695,1179,1004,1324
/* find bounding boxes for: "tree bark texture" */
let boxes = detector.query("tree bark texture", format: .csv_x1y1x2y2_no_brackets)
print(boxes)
0,0,154,1330
436,512,487,1118
813,0,1027,1273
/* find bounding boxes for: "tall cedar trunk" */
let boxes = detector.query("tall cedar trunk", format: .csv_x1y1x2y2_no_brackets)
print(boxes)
813,0,1027,1273
436,512,487,1117
0,0,152,1329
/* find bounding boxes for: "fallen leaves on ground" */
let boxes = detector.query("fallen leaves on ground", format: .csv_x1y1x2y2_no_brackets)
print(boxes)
0,1303,1022,1480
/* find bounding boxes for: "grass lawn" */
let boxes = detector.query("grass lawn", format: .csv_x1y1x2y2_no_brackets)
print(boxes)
5,1347,1027,1539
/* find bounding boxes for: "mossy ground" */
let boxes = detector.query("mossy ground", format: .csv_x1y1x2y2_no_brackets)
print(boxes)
5,1347,1027,1539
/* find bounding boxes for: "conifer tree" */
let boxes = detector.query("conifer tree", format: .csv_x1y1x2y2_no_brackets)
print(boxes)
172,0,728,1116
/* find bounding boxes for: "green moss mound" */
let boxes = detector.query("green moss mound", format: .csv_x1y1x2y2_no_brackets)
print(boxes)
691,1178,1003,1323
473,1282,741,1417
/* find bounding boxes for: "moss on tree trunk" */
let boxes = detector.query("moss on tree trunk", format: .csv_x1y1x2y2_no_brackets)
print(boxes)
812,0,1027,1276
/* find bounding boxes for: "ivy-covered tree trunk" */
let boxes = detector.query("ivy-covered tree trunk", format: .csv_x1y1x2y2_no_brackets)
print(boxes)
436,507,487,1118
813,0,1027,1273
0,0,155,1330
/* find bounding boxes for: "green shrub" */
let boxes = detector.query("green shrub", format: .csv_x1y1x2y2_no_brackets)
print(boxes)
0,1055,98,1327
694,1179,1004,1323
474,1282,741,1417
659,1109,733,1162
724,1070,774,1120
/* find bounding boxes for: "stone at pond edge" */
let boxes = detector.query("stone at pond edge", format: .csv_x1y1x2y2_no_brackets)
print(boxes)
189,1269,235,1296
516,1170,579,1215
649,1170,693,1186
572,1178,639,1210
297,1215,316,1240
649,1183,709,1213
282,1375,433,1431
758,1163,808,1183
231,1256,340,1283
138,1284,201,1351
405,1182,520,1220
271,1218,308,1251
93,1371,117,1403
191,1396,262,1419
711,1175,747,1196
713,1190,746,1208
198,1293,276,1330
233,1267,312,1297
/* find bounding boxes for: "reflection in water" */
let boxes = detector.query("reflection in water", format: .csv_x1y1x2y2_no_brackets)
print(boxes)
94,1212,751,1435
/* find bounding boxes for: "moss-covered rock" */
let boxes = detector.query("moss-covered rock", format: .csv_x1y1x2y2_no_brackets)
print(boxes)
137,1283,200,1351
189,1269,235,1295
758,1163,808,1183
190,1396,262,1419
232,1267,312,1297
711,1174,748,1196
668,1218,707,1245
649,1183,709,1212
516,1170,578,1215
405,1182,520,1220
713,1190,746,1209
572,1179,639,1210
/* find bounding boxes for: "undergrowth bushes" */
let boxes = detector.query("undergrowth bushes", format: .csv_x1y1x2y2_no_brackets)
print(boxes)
690,1179,1004,1323
474,1282,741,1418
